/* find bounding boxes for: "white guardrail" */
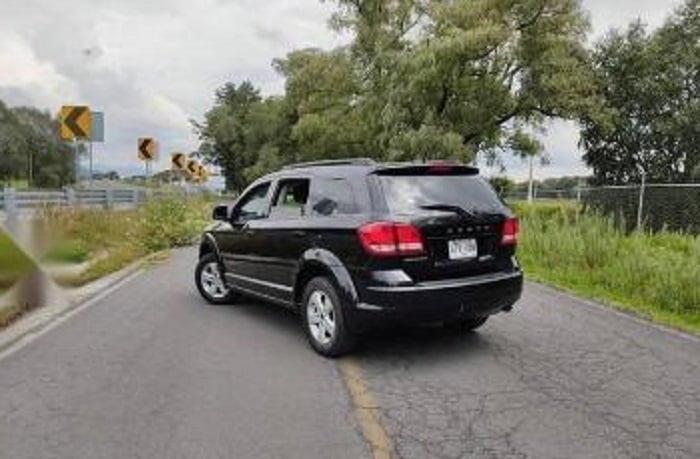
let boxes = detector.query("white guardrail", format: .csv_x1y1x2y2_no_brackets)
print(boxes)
0,187,172,218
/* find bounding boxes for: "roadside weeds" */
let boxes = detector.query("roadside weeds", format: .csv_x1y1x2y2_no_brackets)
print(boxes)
513,201,700,337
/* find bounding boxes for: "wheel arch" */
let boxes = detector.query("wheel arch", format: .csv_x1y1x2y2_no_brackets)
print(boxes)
199,233,221,261
294,249,359,309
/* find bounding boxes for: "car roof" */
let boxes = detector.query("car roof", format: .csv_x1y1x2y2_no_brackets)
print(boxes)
261,158,480,181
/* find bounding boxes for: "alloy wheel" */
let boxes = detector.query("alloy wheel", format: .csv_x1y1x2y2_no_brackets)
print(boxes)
306,290,336,345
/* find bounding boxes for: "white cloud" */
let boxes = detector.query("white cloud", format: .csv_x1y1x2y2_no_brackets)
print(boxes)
0,0,345,173
585,0,682,38
0,34,79,108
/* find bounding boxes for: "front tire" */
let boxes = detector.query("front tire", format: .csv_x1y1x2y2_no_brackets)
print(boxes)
195,253,237,305
301,277,356,357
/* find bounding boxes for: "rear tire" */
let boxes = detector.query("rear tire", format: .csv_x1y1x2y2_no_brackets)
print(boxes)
301,277,356,358
444,316,488,332
195,253,237,305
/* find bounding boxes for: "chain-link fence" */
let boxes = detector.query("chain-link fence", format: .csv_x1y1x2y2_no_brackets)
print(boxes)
505,183,700,234
582,184,700,234
505,189,582,201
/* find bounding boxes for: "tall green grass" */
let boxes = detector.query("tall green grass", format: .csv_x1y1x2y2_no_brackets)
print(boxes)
42,195,213,285
513,201,700,334
0,231,35,292
0,231,38,327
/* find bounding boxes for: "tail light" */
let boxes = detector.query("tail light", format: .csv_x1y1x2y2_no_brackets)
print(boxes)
357,222,425,257
501,217,519,246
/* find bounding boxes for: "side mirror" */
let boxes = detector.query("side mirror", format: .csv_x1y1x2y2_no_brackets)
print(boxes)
212,205,229,221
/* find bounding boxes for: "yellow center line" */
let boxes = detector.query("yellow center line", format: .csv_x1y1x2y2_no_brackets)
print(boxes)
338,357,395,459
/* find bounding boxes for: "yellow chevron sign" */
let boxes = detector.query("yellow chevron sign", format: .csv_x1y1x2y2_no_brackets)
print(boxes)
60,106,91,140
171,152,187,170
197,165,210,184
186,159,200,176
138,138,156,161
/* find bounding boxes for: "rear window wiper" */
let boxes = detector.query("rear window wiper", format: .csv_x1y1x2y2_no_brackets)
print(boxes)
418,203,477,219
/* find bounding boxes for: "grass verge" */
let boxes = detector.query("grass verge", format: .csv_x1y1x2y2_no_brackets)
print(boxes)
42,195,214,287
0,231,37,328
512,201,700,336
0,231,35,292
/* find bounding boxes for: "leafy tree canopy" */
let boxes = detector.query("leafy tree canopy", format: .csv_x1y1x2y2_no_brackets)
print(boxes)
197,0,597,189
0,100,76,188
581,0,700,185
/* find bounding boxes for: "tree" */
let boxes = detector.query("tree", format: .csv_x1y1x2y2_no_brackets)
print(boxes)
194,81,299,191
197,0,598,188
489,176,515,196
0,100,25,185
581,0,700,184
273,48,377,161
329,0,597,163
0,100,75,188
13,107,76,188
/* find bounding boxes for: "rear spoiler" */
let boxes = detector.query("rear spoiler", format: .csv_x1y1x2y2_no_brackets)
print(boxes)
373,164,480,176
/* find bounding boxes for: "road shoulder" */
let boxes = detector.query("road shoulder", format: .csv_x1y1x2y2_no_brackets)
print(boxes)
0,253,156,358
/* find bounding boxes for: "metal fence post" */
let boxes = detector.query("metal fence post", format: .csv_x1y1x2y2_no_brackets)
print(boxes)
65,188,76,207
105,189,114,209
5,187,17,220
636,173,646,232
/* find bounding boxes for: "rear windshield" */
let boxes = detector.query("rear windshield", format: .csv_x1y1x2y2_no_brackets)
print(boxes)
378,175,507,215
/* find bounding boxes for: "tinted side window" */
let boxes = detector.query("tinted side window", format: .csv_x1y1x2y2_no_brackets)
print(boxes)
270,179,310,219
309,177,359,217
234,182,271,223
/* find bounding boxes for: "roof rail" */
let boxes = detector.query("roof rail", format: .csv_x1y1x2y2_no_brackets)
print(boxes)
282,158,377,170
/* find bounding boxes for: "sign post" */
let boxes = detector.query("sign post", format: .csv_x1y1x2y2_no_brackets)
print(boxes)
138,138,157,178
89,112,105,188
171,153,187,185
60,105,92,186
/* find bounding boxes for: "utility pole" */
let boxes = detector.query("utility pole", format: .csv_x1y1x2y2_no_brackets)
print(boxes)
527,155,535,203
28,148,33,189
88,139,93,188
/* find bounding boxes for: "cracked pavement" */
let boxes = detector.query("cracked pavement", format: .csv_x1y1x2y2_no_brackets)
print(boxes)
0,248,698,458
356,284,700,458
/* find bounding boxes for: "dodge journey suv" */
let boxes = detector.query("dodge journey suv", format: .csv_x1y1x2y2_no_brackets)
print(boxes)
195,159,523,357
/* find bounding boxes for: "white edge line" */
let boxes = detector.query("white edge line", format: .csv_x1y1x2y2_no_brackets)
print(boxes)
0,268,143,362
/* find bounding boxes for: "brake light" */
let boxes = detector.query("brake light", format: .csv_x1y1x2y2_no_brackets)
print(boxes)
428,165,453,174
427,161,454,174
357,222,425,257
501,217,519,246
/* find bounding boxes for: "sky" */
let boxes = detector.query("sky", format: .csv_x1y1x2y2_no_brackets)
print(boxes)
0,0,682,181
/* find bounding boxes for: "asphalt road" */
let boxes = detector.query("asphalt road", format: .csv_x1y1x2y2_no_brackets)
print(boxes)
1,248,698,458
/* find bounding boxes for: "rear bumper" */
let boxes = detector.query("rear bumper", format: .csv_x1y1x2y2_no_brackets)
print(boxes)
347,270,523,331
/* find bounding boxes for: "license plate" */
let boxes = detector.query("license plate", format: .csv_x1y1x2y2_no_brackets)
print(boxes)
448,239,478,260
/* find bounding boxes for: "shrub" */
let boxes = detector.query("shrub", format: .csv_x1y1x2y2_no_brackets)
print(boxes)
140,197,210,252
41,196,213,284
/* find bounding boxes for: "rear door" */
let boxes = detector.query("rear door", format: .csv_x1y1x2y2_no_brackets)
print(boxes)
374,166,514,281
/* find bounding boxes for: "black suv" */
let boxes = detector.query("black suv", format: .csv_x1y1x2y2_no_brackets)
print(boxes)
195,159,522,357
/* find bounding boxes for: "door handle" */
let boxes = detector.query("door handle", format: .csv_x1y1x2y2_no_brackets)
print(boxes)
293,230,307,238
242,223,255,236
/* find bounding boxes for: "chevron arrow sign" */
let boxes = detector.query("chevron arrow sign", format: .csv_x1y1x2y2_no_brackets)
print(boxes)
186,159,200,176
138,138,156,161
60,106,91,140
171,153,187,170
